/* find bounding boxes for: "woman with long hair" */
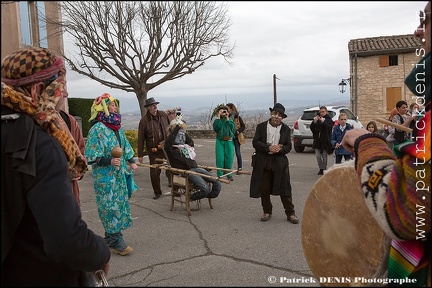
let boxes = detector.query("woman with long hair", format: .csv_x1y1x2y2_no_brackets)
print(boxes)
226,103,246,174
366,120,379,134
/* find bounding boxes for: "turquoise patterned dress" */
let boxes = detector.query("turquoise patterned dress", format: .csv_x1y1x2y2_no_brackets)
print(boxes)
85,122,137,234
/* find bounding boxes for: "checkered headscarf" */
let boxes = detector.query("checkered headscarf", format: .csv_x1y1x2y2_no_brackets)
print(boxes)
1,48,87,179
1,48,64,86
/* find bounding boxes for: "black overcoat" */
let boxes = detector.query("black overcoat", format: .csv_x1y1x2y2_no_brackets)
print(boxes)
1,106,110,286
310,114,334,154
249,120,292,198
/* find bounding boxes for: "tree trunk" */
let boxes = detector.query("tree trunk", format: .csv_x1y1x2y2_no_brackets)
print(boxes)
136,91,148,118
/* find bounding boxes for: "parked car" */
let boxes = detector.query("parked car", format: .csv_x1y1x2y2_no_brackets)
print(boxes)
292,105,364,153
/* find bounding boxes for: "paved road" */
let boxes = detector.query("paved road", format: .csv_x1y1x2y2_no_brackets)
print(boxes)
79,139,324,287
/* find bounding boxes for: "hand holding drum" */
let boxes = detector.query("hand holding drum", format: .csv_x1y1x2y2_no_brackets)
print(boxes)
111,146,123,170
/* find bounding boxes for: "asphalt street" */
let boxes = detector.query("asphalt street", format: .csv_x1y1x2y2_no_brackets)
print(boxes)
79,139,324,287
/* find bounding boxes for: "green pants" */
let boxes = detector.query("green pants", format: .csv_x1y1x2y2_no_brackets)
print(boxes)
215,139,234,177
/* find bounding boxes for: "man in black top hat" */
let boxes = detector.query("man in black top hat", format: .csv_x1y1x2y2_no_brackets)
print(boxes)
249,103,299,224
138,97,175,199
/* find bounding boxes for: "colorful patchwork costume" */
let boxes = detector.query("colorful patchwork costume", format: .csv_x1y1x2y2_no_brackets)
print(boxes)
354,52,430,286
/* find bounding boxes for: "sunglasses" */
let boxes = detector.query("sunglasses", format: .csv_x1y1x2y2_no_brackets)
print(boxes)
419,10,431,26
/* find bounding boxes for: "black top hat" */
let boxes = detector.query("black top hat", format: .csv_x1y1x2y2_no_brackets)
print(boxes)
269,103,287,118
144,97,160,108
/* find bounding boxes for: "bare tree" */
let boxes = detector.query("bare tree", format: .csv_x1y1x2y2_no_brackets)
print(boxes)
47,1,234,117
195,105,215,130
243,109,269,134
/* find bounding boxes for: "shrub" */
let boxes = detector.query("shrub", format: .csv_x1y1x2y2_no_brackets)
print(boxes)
68,98,94,137
125,130,140,157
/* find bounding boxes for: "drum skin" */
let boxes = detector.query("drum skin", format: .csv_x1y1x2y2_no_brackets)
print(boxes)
301,166,387,286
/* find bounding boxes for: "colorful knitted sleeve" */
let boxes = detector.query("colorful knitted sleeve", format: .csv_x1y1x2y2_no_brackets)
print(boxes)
354,120,431,241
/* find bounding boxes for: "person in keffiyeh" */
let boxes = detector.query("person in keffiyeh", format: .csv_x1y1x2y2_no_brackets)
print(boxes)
1,48,110,286
1,47,87,180
342,2,431,286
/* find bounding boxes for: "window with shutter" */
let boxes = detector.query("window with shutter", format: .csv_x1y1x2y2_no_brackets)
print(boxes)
389,55,398,66
386,87,402,112
379,55,389,67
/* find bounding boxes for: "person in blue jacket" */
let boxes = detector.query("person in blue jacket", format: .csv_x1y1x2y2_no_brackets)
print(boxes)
331,113,353,164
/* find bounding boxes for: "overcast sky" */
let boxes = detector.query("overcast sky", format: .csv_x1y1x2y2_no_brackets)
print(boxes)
65,1,425,113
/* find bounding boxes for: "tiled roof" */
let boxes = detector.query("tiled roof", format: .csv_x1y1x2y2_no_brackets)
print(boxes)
348,34,420,55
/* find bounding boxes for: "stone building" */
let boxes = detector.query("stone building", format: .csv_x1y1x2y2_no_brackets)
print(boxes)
347,34,422,127
1,1,63,59
1,1,65,103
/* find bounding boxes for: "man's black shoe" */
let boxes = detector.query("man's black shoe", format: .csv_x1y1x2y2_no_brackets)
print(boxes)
317,169,323,175
153,194,161,200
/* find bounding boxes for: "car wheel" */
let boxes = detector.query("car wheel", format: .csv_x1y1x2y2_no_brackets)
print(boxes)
294,145,305,153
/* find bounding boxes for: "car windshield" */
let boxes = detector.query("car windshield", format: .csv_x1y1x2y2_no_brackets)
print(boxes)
340,109,356,120
301,110,336,120
301,111,318,120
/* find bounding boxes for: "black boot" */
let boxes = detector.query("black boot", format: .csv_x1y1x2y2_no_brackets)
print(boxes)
318,169,323,175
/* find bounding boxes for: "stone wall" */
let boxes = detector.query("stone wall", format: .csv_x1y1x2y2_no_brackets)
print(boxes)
352,52,421,129
187,129,256,139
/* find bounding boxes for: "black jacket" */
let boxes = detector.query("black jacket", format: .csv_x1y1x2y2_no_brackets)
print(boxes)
1,106,110,286
310,114,334,153
164,125,197,170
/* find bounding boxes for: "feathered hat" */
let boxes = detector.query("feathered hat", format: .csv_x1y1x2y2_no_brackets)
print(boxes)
211,103,228,119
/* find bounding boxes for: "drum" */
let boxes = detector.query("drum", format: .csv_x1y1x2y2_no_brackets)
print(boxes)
301,166,389,287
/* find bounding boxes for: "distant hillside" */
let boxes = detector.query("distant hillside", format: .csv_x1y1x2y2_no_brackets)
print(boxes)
120,100,350,130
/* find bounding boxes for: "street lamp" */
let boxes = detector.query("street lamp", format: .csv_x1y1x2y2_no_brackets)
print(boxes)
338,78,350,94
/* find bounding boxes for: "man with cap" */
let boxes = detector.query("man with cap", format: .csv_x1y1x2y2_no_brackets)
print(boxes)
249,103,299,224
138,97,175,199
1,47,110,285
